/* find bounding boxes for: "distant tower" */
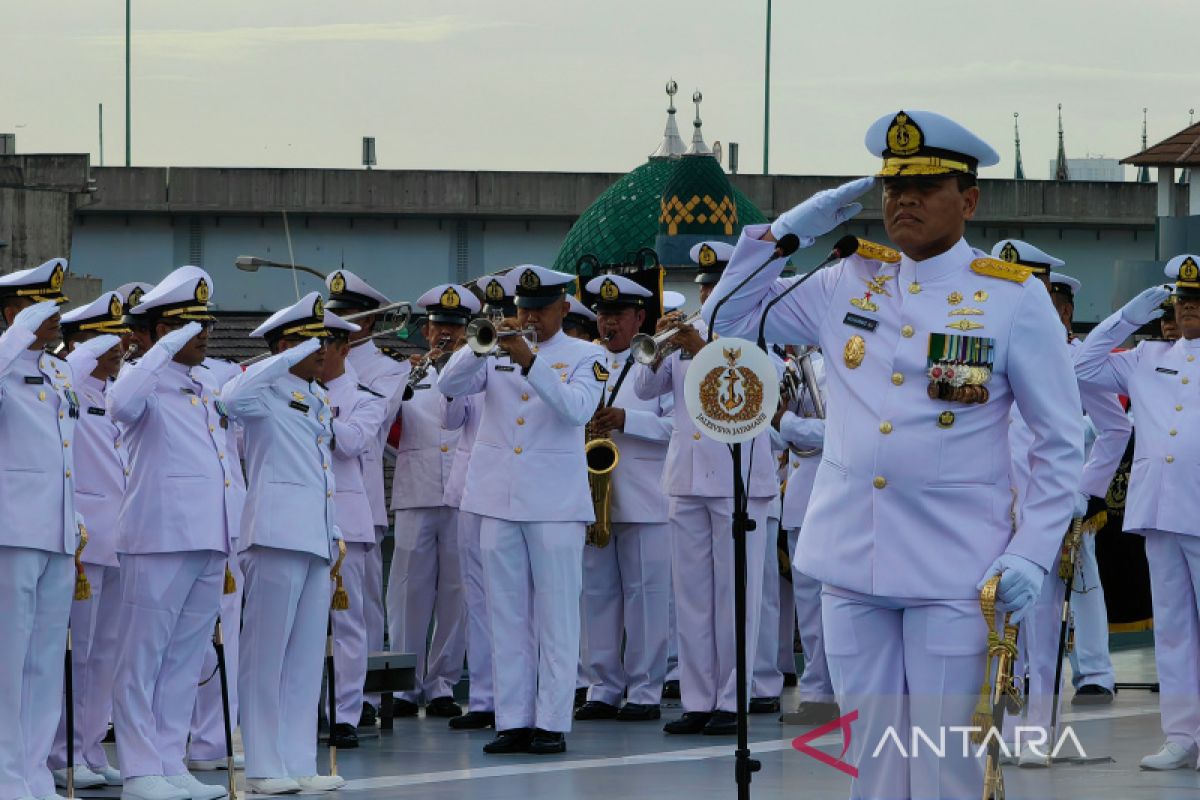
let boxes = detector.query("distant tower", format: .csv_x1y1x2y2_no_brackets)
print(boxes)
649,80,687,160
1137,108,1151,183
1054,103,1070,181
685,90,712,156
1013,112,1025,180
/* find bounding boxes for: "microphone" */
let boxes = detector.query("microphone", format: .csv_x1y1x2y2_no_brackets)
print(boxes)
705,233,801,344
755,235,860,351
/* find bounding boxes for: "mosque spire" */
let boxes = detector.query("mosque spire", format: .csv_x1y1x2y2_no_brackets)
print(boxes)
649,80,687,160
1054,103,1070,181
1012,113,1025,180
685,90,712,156
1137,108,1151,183
1181,108,1195,186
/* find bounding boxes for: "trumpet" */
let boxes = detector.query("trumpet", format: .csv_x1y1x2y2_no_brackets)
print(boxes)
340,300,413,327
629,310,701,366
465,318,536,356
781,346,825,457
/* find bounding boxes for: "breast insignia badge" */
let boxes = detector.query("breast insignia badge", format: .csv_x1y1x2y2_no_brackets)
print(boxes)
844,335,866,369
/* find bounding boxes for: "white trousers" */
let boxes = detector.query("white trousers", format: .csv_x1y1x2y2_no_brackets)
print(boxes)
239,547,328,780
581,522,671,705
0,547,72,800
481,517,584,733
752,517,786,699
822,587,987,800
332,541,372,723
789,529,834,704
50,564,121,772
666,571,679,683
457,511,494,712
387,507,466,703
1144,529,1200,749
113,551,224,780
1068,532,1115,690
363,525,386,710
188,556,242,761
667,496,770,714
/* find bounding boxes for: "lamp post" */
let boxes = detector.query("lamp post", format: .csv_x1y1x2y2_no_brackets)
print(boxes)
762,0,772,175
234,255,328,281
125,0,131,166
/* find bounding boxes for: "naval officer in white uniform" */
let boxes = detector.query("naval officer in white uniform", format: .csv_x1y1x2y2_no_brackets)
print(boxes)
438,264,605,755
0,261,79,800
703,110,1082,799
108,267,238,800
1073,256,1200,771
574,274,673,723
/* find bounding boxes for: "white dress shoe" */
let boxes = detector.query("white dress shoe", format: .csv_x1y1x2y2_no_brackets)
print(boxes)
54,765,106,789
295,776,345,792
1017,746,1050,768
1140,740,1197,770
93,765,123,785
187,755,244,772
244,778,301,795
122,775,191,800
165,773,227,800
38,794,68,800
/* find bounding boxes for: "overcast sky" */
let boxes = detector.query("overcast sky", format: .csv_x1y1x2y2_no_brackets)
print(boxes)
4,0,1197,179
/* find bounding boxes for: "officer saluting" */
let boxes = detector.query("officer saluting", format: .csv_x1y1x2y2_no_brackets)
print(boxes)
703,110,1083,798
438,265,605,755
0,260,79,800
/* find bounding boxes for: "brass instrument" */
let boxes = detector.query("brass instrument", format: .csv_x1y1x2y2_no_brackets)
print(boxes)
585,332,619,548
402,336,453,399
629,310,701,366
781,346,825,457
971,576,1022,800
465,318,536,356
340,300,413,326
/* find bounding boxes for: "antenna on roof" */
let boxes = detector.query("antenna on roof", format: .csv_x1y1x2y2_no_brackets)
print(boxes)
1054,103,1070,181
1138,108,1151,183
1013,113,1025,180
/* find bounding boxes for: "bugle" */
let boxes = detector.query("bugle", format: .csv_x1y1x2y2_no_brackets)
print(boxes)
629,310,701,366
465,318,536,356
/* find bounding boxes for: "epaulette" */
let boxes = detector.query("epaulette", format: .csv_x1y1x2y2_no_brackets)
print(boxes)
358,383,385,398
379,346,408,363
970,257,1032,284
854,238,901,263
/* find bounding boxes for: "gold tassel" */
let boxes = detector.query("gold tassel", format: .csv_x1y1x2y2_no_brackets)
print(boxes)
330,540,349,611
74,523,92,601
223,563,237,595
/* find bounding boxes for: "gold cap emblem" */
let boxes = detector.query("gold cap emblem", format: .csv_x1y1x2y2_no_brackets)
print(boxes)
195,278,210,303
1180,256,1200,282
519,269,541,290
698,244,718,268
312,296,324,317
127,286,145,306
50,262,65,290
999,242,1020,263
484,280,505,303
440,286,461,309
599,278,620,303
885,112,923,157
329,272,347,294
108,295,123,319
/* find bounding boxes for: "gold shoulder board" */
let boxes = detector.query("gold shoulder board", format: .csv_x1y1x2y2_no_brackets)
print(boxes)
855,238,901,263
970,257,1032,284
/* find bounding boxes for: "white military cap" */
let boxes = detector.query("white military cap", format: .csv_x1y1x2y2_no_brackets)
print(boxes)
1165,254,1200,299
509,265,574,309
251,292,336,340
477,273,516,309
1048,272,1082,299
131,266,215,320
990,239,1064,276
0,258,69,304
416,283,481,324
689,242,735,285
325,269,391,311
866,109,1000,177
566,295,597,323
662,290,687,313
585,274,653,310
61,291,130,337
114,281,155,312
323,310,361,336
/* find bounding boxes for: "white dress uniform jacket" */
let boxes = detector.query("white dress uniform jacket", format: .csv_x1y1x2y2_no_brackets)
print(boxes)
391,365,458,510
443,393,481,509
327,368,389,543
438,332,607,522
779,353,827,531
108,346,237,555
704,230,1083,599
346,341,408,526
598,347,673,523
1069,337,1133,497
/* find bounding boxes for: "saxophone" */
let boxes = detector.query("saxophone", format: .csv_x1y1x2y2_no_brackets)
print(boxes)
585,335,620,548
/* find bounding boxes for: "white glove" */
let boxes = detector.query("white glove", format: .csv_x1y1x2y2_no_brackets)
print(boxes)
72,334,122,360
158,321,203,357
1119,285,1172,326
11,300,60,333
1073,492,1090,518
282,337,322,367
770,177,874,243
977,553,1045,624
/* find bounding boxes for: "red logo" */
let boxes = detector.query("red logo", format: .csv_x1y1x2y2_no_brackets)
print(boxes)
791,709,859,778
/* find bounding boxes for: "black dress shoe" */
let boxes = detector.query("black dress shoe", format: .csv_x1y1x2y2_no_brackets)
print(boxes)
575,700,619,721
749,697,781,714
359,702,377,727
528,728,567,754
483,728,533,754
103,724,115,744
616,703,661,721
702,710,738,735
663,711,712,734
782,672,798,688
392,697,420,717
329,722,359,748
426,696,463,718
661,680,681,700
449,710,495,730
574,687,588,708
780,701,841,725
1071,684,1115,706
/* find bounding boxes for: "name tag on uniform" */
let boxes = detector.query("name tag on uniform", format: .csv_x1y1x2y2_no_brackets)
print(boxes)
24,376,44,384
680,352,693,361
413,383,431,390
289,400,310,413
87,406,106,417
495,365,516,372
1156,367,1179,375
842,312,879,332
330,406,341,419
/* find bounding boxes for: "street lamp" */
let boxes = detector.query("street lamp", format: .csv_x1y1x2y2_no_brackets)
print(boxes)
234,255,328,281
